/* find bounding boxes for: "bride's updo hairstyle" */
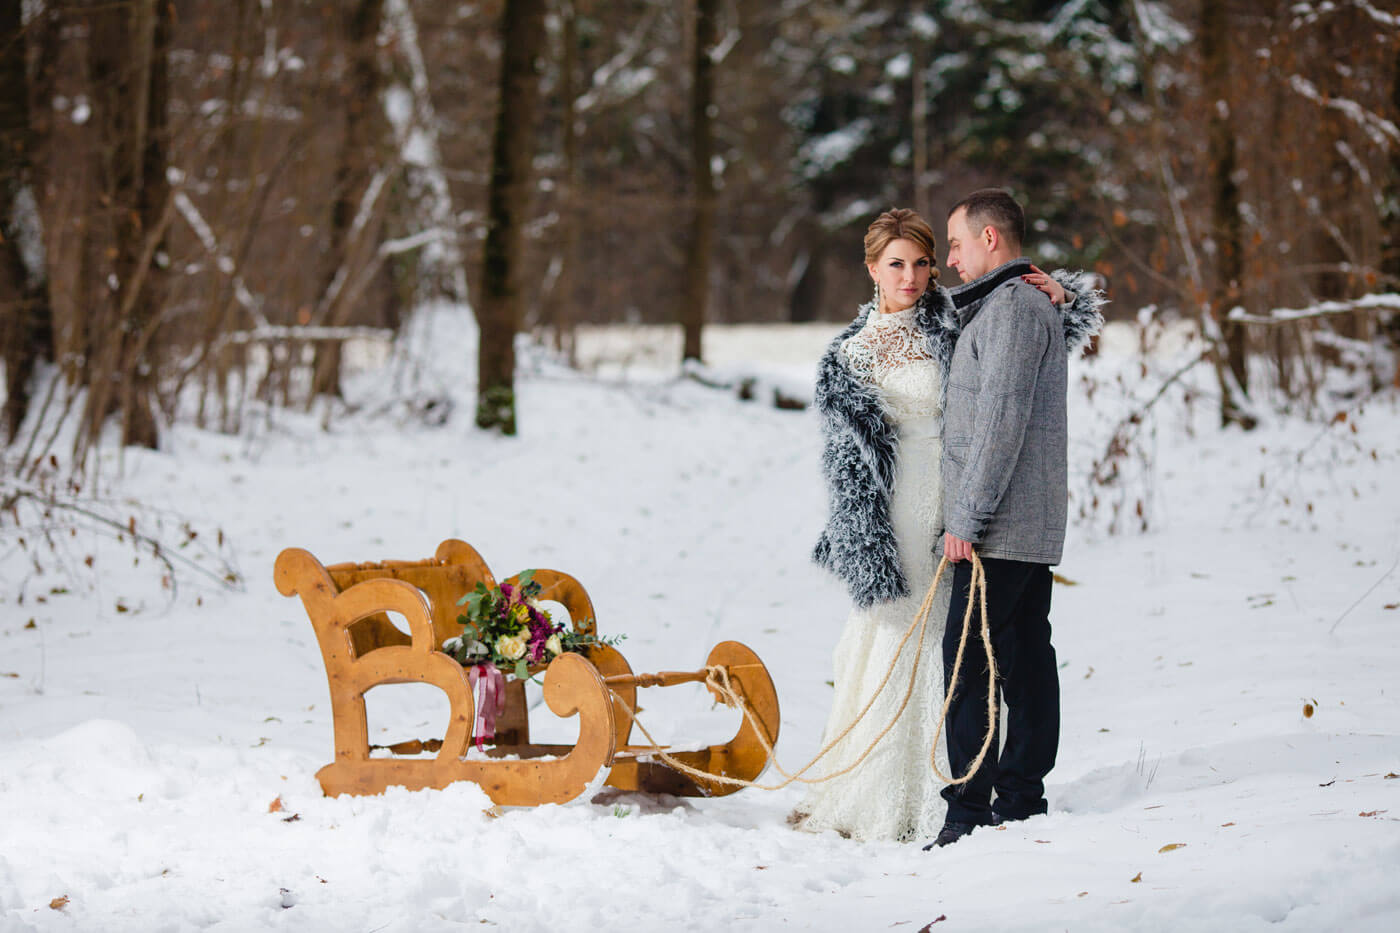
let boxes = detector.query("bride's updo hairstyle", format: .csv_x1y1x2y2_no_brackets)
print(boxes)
862,208,940,281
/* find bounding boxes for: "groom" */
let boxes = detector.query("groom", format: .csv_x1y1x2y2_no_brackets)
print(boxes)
929,189,1069,848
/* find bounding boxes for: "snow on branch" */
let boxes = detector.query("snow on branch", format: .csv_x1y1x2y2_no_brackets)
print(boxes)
1130,0,1191,49
217,325,394,346
172,188,270,328
380,228,450,256
709,28,740,65
1293,0,1400,29
1353,0,1400,26
575,7,660,114
1227,293,1400,325
1289,75,1400,151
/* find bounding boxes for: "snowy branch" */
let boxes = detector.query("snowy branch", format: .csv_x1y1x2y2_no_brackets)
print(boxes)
1292,0,1400,29
380,228,450,256
574,7,661,114
217,325,394,346
709,28,740,65
172,189,269,328
1289,75,1400,151
1227,293,1400,325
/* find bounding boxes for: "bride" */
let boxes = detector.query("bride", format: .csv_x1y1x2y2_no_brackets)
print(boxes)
792,207,1093,842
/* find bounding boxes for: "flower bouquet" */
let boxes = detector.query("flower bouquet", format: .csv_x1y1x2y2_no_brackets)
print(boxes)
441,570,622,747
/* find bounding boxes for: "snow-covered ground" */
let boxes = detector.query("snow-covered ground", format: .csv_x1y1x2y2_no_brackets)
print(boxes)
1,306,1398,931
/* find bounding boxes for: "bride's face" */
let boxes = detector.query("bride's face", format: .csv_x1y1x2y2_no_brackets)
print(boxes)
867,238,934,313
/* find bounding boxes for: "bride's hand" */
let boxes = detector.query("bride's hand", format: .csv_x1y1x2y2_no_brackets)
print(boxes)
1022,264,1066,305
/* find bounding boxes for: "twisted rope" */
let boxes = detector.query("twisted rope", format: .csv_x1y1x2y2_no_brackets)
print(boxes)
609,551,997,791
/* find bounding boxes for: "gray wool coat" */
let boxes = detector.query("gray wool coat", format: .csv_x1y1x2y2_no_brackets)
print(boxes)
938,258,1101,565
813,264,1103,606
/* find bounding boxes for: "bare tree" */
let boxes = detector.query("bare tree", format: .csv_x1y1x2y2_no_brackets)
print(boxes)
680,0,718,364
0,0,52,442
311,0,390,401
537,0,583,363
62,0,176,452
1201,0,1253,427
477,0,548,434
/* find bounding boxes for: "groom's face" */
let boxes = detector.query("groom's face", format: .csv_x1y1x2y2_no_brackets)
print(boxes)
945,208,994,283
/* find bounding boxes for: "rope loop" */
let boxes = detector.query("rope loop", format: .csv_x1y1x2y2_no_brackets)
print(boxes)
608,551,998,792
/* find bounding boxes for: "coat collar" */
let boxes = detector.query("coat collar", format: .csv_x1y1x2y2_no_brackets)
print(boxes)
948,257,1034,325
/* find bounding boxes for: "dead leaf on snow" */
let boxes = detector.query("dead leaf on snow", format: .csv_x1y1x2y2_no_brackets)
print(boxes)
1130,873,1142,883
1,672,18,678
1384,773,1399,780
1360,810,1388,818
268,796,284,813
1052,573,1078,586
1221,822,1235,827
916,918,947,931
1158,843,1186,853
49,896,69,910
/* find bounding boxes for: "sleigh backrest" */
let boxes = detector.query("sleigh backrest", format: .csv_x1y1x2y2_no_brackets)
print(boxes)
325,538,495,655
322,538,600,658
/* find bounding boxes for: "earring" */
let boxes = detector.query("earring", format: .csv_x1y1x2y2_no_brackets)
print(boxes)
872,281,881,311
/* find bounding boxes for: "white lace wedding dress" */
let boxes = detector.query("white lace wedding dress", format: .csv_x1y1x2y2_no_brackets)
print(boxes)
794,306,953,842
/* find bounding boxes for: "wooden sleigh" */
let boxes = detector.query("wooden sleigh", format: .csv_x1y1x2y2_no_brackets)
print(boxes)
274,538,780,805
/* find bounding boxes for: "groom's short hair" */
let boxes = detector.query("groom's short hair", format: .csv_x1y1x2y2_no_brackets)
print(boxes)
949,188,1025,251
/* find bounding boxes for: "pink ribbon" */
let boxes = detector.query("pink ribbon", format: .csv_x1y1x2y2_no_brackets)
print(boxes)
468,662,506,750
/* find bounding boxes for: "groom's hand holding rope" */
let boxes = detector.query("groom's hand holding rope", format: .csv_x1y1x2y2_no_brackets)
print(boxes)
944,532,974,563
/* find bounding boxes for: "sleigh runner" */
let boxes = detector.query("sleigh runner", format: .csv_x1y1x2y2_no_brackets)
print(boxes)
274,538,780,805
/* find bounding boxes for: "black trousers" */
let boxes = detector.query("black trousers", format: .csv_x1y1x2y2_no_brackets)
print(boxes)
939,557,1059,824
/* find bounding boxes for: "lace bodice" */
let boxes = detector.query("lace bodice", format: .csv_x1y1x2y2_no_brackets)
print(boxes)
842,308,942,422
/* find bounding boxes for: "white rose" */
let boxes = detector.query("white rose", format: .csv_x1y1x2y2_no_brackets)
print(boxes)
545,634,563,657
496,634,527,661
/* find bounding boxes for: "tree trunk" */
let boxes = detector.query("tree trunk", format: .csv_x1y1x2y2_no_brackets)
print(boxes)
1387,44,1400,386
680,0,718,364
74,0,172,451
546,0,581,365
476,0,548,434
1201,0,1252,427
911,40,928,218
0,0,52,444
312,0,388,401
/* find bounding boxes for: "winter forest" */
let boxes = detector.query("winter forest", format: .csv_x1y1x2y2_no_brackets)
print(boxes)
2,0,1399,930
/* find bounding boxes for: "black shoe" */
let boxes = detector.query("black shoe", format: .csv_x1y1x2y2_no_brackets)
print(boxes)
923,820,978,850
990,807,1045,826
